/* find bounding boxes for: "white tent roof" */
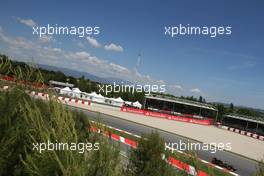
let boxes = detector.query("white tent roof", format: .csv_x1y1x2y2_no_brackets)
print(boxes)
125,101,132,105
53,87,61,89
133,101,142,107
97,94,104,98
89,92,98,96
88,92,104,98
114,97,124,102
105,97,114,101
82,92,90,95
133,101,141,105
61,87,71,91
72,88,81,93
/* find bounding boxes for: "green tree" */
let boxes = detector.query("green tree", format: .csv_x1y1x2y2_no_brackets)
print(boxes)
236,108,257,117
216,104,226,122
127,131,175,176
199,96,203,103
229,103,234,113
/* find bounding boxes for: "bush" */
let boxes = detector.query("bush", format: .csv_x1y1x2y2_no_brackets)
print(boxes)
0,87,122,176
127,131,175,176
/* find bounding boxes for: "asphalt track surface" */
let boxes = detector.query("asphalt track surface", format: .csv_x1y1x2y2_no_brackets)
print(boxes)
69,106,258,176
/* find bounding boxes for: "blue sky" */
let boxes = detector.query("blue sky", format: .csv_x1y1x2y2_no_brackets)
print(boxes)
0,0,263,109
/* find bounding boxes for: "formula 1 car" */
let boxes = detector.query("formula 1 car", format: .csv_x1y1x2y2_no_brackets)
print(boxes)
211,158,237,172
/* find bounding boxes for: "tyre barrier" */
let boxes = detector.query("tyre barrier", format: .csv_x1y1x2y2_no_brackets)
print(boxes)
218,125,264,141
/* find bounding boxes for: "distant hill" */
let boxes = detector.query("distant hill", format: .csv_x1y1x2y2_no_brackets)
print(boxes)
38,64,132,85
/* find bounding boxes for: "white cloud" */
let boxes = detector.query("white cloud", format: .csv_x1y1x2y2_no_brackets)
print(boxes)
156,80,165,84
43,47,62,53
104,43,123,52
71,51,90,59
66,51,106,67
226,61,255,70
86,36,101,48
52,48,62,52
109,62,130,74
39,35,53,43
16,17,37,27
190,88,201,93
0,30,35,49
169,84,183,90
0,28,178,94
85,36,124,52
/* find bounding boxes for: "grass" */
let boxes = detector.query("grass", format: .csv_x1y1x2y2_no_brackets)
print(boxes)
0,87,123,176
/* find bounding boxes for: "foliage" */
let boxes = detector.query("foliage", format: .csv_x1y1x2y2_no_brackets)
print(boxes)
0,54,123,176
216,104,226,122
127,131,175,176
0,88,123,176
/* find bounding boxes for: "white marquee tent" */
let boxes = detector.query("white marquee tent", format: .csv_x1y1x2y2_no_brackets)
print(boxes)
72,88,82,98
133,101,142,109
60,87,72,95
89,92,105,103
112,97,124,107
58,87,141,108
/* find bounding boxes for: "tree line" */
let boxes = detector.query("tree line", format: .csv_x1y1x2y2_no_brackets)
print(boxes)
0,54,146,104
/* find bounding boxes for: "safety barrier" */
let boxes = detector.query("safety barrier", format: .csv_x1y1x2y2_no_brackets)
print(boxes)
120,106,213,126
218,125,264,141
32,91,92,106
90,125,239,176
